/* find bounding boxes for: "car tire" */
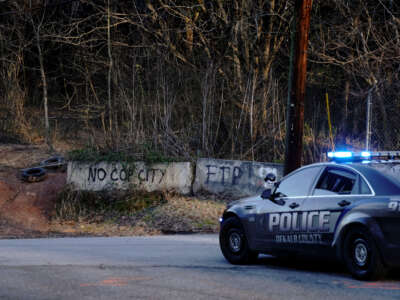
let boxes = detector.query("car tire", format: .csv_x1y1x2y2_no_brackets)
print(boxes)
40,156,65,169
219,217,258,264
343,227,387,280
21,167,47,183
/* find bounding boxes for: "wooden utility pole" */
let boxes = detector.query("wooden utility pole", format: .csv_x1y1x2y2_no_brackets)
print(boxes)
284,0,313,175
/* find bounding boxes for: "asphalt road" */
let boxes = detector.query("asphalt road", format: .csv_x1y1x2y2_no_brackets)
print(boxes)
0,235,399,300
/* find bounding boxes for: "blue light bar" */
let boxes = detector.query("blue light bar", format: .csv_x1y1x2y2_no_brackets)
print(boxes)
328,151,353,158
327,150,400,162
361,151,371,158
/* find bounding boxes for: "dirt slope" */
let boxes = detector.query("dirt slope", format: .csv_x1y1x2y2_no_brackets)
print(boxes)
0,144,67,237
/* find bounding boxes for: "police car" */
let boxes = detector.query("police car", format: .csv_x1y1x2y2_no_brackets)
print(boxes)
219,151,400,280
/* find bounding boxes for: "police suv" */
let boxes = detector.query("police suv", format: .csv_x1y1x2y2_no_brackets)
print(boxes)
219,151,400,280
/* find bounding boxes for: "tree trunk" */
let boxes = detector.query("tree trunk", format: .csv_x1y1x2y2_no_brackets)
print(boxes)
107,0,113,135
35,26,52,151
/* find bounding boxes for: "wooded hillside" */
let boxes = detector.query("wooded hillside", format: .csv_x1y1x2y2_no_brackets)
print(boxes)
1,0,399,163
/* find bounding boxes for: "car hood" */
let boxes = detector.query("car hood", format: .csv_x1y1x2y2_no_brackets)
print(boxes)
227,195,261,208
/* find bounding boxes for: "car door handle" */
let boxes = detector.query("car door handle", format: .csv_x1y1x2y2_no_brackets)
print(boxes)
338,200,351,207
289,202,300,209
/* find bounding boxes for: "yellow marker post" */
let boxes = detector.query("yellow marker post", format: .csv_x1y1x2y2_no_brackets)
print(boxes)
325,92,335,151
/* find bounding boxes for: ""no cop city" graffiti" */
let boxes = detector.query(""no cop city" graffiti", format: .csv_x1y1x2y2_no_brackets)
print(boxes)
87,167,166,184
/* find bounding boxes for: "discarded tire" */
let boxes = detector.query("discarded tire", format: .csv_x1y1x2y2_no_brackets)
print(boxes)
21,167,47,183
40,156,65,169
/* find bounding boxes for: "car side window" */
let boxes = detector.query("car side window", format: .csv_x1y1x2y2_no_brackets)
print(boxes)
274,166,322,198
313,168,357,195
360,177,372,194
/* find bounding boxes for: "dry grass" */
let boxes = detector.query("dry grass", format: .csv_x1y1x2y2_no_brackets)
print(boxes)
142,194,225,233
49,219,162,237
52,189,226,236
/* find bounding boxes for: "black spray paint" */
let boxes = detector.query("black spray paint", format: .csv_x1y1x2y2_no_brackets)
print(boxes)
88,167,166,184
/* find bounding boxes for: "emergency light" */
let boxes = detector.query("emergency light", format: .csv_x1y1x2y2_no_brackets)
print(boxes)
327,151,400,162
328,151,352,159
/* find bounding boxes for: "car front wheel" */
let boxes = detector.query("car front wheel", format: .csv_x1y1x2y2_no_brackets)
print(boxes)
219,217,258,264
343,227,387,280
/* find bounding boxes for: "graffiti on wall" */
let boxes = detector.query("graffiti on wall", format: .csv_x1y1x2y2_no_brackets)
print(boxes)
87,167,166,184
204,163,278,190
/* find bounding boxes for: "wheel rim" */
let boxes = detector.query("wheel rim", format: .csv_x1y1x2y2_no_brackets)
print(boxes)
228,232,242,253
354,239,368,267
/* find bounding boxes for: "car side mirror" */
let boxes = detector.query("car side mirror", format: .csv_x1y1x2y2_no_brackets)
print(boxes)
271,192,286,205
261,189,271,199
264,173,276,182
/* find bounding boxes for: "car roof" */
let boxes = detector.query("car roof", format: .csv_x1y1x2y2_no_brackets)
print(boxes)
303,162,400,196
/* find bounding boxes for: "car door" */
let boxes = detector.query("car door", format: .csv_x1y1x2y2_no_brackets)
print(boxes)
300,166,373,248
254,166,323,251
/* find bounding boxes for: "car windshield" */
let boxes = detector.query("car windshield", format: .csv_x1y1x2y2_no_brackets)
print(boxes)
273,166,322,197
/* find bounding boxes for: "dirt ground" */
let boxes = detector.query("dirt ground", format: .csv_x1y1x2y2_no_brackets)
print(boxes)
0,144,68,238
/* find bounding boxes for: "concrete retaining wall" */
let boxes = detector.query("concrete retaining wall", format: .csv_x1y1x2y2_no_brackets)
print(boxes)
68,158,284,197
193,158,283,197
67,161,193,194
